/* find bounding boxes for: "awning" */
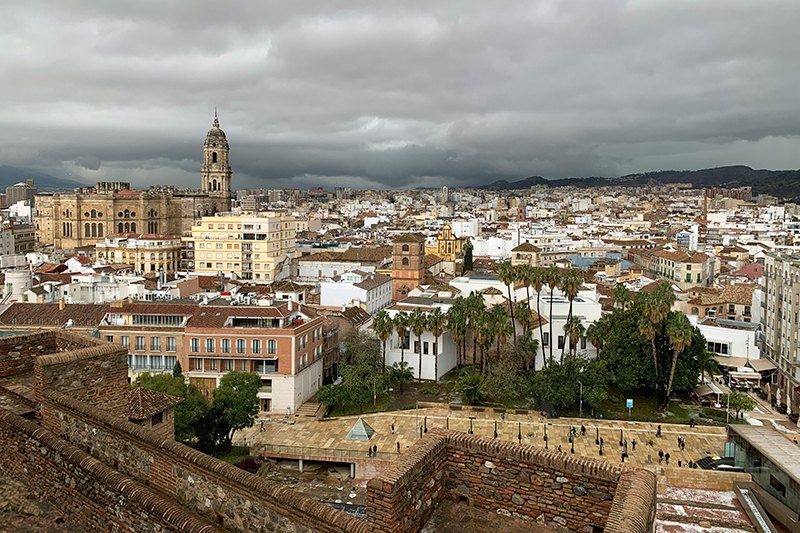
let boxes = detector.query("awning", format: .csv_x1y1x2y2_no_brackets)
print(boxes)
748,359,777,373
714,356,748,368
694,383,723,397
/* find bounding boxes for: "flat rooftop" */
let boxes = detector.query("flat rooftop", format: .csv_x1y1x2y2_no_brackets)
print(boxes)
728,425,800,485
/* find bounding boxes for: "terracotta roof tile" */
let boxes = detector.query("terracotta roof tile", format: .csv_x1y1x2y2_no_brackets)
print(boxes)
0,303,110,328
128,388,182,421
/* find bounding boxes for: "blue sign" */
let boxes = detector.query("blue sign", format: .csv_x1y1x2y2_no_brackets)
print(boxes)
626,399,634,409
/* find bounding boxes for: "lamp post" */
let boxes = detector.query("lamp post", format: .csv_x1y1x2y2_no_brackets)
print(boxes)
595,426,600,445
578,380,583,418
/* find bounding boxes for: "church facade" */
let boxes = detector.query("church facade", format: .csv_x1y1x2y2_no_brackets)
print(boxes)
35,114,233,251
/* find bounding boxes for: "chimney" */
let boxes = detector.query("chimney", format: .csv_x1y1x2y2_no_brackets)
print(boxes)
288,299,294,312
58,297,65,310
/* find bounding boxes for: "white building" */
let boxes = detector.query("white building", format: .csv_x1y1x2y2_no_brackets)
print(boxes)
320,270,392,315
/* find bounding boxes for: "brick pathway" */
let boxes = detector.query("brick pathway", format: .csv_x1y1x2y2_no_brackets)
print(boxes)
235,407,729,469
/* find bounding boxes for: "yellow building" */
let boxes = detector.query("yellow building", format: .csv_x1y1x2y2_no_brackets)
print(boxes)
95,233,183,272
183,213,297,281
427,224,465,261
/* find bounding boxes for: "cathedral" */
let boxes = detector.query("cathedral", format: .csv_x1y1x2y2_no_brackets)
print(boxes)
35,114,233,250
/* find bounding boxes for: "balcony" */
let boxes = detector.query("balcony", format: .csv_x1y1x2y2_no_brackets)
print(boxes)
258,385,272,393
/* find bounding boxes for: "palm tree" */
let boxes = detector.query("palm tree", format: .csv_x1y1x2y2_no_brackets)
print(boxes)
498,261,517,346
446,304,466,368
614,284,632,310
517,331,540,372
475,311,495,374
516,301,532,335
563,315,585,359
519,264,534,312
559,269,582,359
409,309,428,382
544,265,561,362
372,310,393,374
393,311,409,364
530,266,547,368
639,283,677,410
466,292,486,366
665,312,693,400
427,307,446,383
490,304,512,360
586,317,608,358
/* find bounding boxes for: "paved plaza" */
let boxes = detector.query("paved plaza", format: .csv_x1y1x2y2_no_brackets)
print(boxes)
236,406,732,469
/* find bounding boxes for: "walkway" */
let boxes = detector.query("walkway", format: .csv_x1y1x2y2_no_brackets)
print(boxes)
235,406,730,470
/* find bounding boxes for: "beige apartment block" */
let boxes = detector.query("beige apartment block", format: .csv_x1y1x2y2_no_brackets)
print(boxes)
96,233,183,273
183,213,298,281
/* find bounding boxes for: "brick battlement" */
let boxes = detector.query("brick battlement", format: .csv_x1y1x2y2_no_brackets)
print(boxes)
367,429,657,533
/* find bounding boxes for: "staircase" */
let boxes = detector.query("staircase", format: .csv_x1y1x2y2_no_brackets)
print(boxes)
295,401,324,419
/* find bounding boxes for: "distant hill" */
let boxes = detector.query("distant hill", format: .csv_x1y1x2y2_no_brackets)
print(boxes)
481,165,800,199
0,166,87,191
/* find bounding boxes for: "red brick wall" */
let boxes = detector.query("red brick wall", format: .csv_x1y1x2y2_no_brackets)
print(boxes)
0,331,61,378
0,407,218,533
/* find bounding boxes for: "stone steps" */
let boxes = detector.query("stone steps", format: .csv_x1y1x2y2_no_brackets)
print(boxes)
295,401,323,418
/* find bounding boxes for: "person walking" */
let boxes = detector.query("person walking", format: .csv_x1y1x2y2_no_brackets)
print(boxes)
632,438,637,451
396,441,401,452
665,452,671,465
658,449,664,464
656,425,662,438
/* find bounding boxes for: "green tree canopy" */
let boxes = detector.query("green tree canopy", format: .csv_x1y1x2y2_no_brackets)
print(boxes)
211,371,262,449
134,373,209,444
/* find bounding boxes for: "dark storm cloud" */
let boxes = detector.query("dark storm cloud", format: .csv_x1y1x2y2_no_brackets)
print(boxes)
1,0,799,189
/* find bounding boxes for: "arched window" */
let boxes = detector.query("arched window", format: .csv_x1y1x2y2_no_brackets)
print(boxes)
118,222,124,233
402,257,409,266
91,209,97,218
212,179,218,191
402,244,409,252
98,223,103,237
691,307,699,315
124,222,130,233
212,152,218,163
85,223,90,237
130,222,136,232
91,223,97,237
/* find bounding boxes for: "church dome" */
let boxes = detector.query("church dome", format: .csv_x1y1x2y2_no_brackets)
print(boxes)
204,114,229,148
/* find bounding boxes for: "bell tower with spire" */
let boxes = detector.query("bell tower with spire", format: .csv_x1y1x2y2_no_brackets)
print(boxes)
200,111,232,210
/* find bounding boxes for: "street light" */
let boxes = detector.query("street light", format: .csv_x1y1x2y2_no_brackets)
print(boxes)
578,381,584,418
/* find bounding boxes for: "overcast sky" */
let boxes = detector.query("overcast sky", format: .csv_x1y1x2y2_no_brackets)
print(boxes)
2,0,799,190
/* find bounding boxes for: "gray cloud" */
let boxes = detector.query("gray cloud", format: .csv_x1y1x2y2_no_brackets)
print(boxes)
2,0,800,190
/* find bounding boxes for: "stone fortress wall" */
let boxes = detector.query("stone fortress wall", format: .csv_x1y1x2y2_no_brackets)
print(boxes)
0,330,658,532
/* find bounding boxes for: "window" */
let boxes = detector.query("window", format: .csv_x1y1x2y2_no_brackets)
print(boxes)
105,335,114,343
252,339,261,354
135,336,145,351
557,336,564,350
221,338,231,353
581,336,587,350
121,336,129,348
191,338,199,352
728,304,735,314
414,340,420,354
151,337,161,351
164,356,176,371
206,338,215,353
423,341,429,355
433,342,438,355
542,333,549,346
236,339,245,353
402,257,409,266
167,337,176,352
151,412,163,426
707,341,729,355
402,244,409,252
267,339,277,354
224,359,233,371
209,359,217,371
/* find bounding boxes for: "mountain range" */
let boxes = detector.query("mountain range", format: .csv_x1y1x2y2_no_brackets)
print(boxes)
0,166,87,191
480,165,800,200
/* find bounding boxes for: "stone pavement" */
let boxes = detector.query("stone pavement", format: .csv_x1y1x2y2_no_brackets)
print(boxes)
235,406,729,469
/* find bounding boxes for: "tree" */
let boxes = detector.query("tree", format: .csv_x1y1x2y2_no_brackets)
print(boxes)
516,301,532,336
482,361,527,406
135,373,209,444
409,308,428,381
614,284,632,310
372,310,393,374
514,331,540,373
560,269,583,358
172,360,183,378
389,361,414,392
530,266,547,368
586,316,609,358
563,315,585,359
490,304,513,361
393,311,409,364
212,371,262,450
529,354,609,411
455,367,483,405
726,392,755,419
466,292,486,366
544,265,561,362
518,264,534,323
498,261,518,346
427,307,446,382
446,302,467,368
463,239,473,272
665,312,694,399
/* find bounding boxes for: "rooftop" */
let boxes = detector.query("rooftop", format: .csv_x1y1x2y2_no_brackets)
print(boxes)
728,425,800,485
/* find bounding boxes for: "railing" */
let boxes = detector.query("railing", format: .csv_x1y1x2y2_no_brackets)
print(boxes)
254,442,399,461
258,386,272,393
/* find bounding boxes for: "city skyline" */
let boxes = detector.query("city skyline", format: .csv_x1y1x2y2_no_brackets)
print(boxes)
2,1,800,191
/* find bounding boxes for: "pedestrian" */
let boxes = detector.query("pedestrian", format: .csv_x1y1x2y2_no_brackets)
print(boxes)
373,445,377,457
259,421,265,432
368,448,372,458
396,441,400,452
621,452,625,463
794,437,798,445
391,421,395,433
558,445,562,453
689,418,695,428
658,449,664,464
632,439,637,451
677,435,681,447
656,425,662,438
600,437,604,446
581,424,586,436
500,412,506,421
678,460,682,467
681,440,685,452
665,452,670,465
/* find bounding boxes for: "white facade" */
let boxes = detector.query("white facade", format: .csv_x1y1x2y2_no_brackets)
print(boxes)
256,359,323,415
689,316,760,361
383,306,457,381
451,219,480,238
61,273,147,303
319,271,392,315
297,260,377,281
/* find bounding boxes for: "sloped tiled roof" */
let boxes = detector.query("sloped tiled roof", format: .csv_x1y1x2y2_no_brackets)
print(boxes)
393,233,426,243
0,303,111,328
128,388,182,421
720,284,756,306
511,242,541,252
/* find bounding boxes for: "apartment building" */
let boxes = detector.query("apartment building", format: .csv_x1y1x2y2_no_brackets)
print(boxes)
761,252,800,416
634,248,716,290
98,300,324,414
96,233,183,272
319,270,393,315
182,213,297,281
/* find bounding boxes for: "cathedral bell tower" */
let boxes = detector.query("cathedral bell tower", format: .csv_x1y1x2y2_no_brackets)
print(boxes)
201,111,232,210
